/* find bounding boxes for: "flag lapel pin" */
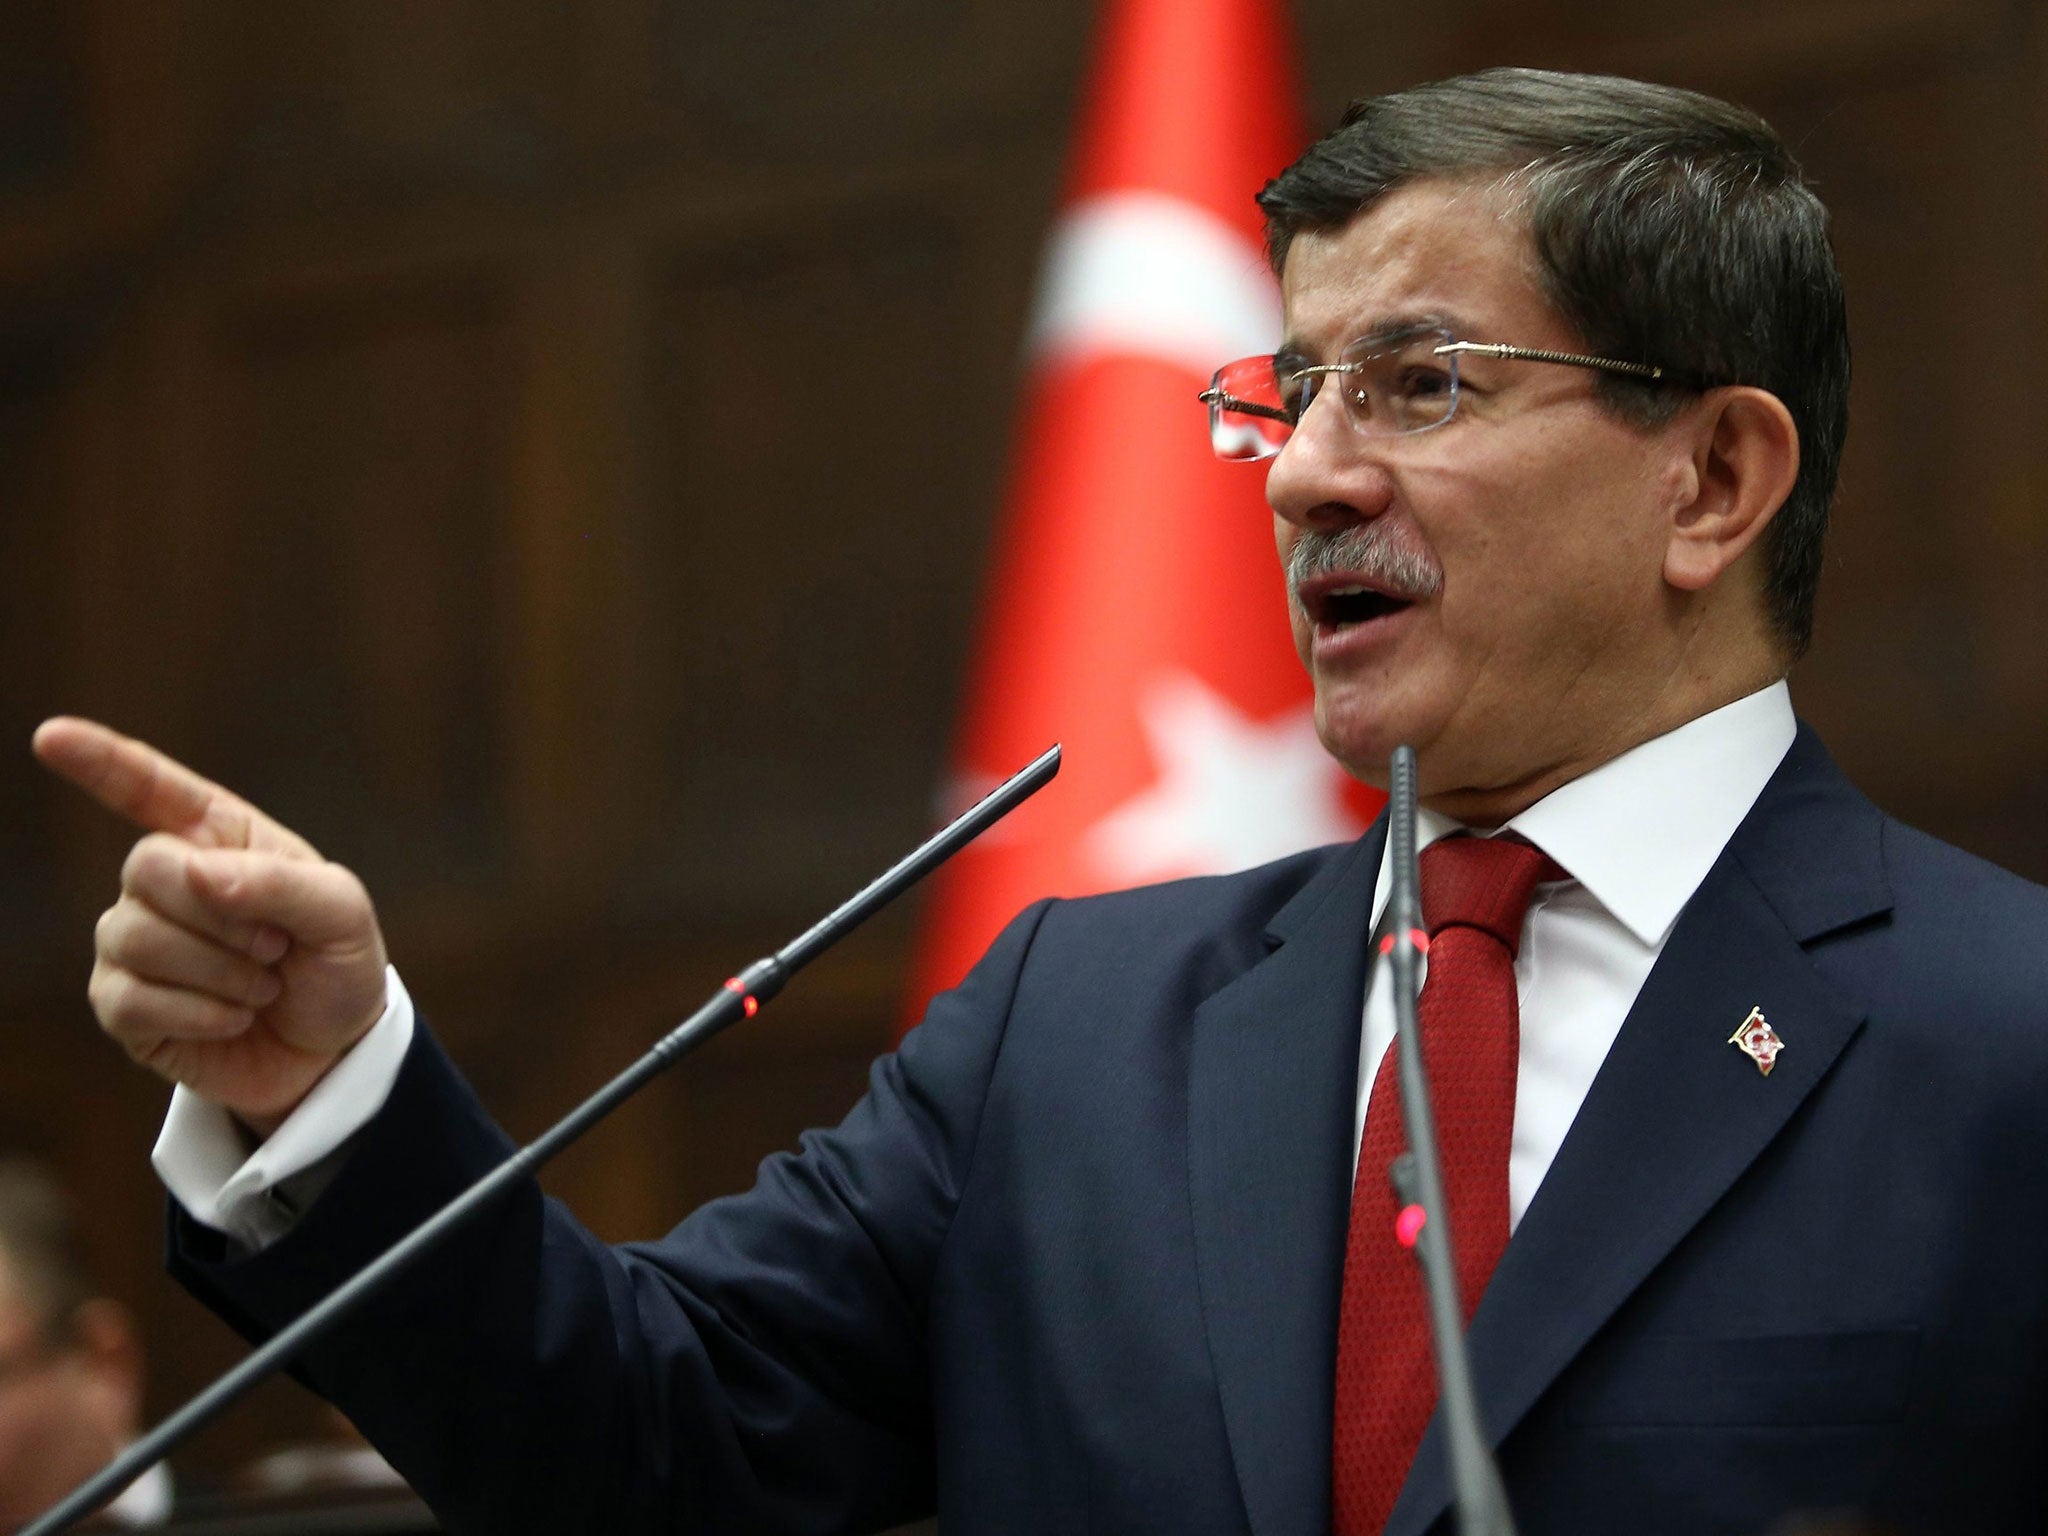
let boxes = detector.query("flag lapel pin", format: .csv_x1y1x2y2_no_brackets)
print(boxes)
1728,1007,1784,1077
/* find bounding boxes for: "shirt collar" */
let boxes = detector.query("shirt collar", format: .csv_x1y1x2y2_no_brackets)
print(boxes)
1370,681,1797,948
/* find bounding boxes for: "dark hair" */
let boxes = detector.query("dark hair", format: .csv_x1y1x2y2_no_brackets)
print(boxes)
1257,68,1850,660
0,1160,93,1337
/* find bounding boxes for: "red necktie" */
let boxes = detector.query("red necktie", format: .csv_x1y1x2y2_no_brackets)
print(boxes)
1330,836,1564,1536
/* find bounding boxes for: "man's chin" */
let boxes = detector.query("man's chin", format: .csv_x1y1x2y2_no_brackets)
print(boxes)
1311,703,1410,790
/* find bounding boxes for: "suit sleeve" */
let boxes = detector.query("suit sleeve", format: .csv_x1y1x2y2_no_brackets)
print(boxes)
168,899,1054,1535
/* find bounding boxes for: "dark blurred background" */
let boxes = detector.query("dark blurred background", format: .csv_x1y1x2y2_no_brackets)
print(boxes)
0,0,2042,1482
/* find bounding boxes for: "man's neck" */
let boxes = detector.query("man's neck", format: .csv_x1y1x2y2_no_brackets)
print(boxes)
1419,665,1789,829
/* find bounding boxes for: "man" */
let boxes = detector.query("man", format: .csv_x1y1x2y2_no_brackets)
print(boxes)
33,68,2048,1534
0,1163,163,1530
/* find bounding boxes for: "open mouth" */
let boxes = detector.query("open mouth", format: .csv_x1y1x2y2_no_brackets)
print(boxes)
1306,583,1414,629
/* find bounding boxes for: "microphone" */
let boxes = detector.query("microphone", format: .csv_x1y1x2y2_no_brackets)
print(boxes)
1383,743,1517,1536
23,744,1062,1536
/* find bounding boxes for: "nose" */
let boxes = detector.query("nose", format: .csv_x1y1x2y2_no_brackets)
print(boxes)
1263,384,1397,533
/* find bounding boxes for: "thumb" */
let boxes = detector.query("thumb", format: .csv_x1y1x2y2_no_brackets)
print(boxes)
186,848,379,952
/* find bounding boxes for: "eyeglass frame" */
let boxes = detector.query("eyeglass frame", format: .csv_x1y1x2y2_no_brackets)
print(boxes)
1197,328,1729,457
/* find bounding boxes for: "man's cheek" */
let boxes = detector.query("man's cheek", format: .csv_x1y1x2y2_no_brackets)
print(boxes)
1287,605,1314,667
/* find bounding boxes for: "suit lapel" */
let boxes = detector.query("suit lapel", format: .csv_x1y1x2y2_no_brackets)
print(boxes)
1385,727,1892,1536
1189,822,1386,1536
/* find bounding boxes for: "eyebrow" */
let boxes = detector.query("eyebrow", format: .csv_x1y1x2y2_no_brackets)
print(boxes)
1273,310,1472,370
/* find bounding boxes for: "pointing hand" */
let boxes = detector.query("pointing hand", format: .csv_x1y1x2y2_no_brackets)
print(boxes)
33,718,390,1137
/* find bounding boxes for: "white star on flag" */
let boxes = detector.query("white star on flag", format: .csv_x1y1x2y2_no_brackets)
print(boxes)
1085,670,1359,883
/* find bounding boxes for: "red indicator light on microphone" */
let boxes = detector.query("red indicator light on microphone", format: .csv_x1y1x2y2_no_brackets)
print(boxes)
1395,1205,1427,1248
1377,929,1431,956
723,978,759,1018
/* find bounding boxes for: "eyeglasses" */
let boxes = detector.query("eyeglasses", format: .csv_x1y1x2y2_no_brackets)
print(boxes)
1198,323,1715,462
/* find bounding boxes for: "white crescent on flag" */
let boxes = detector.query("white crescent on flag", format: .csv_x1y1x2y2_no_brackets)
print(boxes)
1025,190,1284,376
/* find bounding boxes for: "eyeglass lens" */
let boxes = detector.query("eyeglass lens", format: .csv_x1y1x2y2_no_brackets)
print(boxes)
1205,327,1460,461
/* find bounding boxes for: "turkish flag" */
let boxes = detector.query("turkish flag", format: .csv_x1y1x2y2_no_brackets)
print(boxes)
902,0,1380,1024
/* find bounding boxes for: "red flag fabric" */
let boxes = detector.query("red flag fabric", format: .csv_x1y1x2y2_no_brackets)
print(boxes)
902,0,1380,1024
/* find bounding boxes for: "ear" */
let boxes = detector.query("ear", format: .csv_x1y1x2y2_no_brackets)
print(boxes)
1662,387,1800,593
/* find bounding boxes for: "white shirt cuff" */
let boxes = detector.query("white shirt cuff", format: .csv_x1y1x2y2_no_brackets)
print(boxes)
151,966,416,1250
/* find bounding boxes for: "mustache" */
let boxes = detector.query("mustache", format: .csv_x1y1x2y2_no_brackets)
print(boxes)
1286,522,1443,603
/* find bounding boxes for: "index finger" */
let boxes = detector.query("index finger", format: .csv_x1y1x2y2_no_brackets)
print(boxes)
31,717,316,857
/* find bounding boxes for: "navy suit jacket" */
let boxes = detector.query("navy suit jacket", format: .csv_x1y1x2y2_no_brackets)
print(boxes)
174,726,2048,1534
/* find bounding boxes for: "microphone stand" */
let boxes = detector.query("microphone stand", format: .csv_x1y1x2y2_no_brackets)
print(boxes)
23,744,1062,1536
1384,744,1517,1536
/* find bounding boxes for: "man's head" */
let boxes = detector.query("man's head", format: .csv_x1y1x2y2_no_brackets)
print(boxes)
1243,69,1849,819
0,1161,143,1528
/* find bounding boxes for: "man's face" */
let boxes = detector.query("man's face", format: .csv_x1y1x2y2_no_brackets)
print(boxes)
0,1263,134,1528
1267,178,1697,816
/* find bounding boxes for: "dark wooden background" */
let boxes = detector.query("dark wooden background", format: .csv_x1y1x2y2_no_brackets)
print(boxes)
1,0,2042,1483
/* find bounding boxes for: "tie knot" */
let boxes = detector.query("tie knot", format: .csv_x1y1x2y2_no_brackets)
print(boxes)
1418,836,1565,957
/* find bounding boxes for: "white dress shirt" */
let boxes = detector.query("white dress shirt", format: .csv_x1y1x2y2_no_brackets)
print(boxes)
1356,681,1796,1228
157,683,1796,1250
